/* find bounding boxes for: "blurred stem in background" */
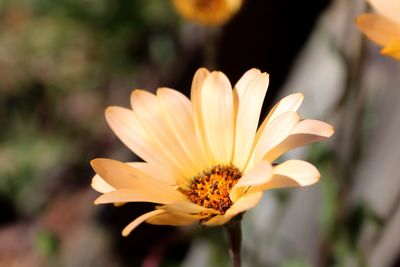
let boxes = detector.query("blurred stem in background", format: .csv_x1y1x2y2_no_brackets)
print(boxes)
204,27,221,69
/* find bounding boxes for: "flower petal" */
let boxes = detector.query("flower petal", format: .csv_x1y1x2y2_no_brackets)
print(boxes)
122,209,165,236
381,39,400,60
199,71,235,164
233,72,270,169
250,160,320,193
91,175,114,193
202,191,263,226
105,106,167,166
91,159,185,201
157,88,209,171
263,119,334,162
356,13,400,47
254,111,300,163
127,162,177,185
131,90,198,179
230,161,272,202
259,93,304,130
94,187,182,205
162,200,219,214
146,211,206,226
233,68,262,99
369,0,400,24
191,68,212,162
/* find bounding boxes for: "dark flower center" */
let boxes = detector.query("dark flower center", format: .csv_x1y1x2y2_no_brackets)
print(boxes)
184,165,241,214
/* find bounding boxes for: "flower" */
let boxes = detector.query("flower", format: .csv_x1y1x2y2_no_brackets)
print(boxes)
171,0,243,26
91,68,334,236
356,0,400,60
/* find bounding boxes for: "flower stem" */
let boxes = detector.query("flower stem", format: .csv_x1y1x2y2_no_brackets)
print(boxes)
224,219,242,267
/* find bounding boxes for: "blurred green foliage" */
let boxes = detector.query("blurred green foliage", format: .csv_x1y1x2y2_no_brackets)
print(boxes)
0,0,180,215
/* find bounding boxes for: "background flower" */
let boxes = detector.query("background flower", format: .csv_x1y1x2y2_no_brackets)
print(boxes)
356,0,400,59
172,0,243,26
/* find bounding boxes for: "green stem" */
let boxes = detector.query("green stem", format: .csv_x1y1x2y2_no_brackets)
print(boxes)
224,219,242,267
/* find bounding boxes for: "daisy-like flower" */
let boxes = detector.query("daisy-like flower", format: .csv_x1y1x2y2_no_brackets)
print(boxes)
356,0,400,60
172,0,243,26
91,68,334,236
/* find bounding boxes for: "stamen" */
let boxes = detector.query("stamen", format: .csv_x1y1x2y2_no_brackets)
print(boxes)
183,165,241,214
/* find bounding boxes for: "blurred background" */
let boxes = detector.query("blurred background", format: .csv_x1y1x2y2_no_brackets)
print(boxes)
1,0,399,266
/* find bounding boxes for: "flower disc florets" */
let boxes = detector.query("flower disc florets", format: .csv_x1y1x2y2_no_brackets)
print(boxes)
184,165,242,214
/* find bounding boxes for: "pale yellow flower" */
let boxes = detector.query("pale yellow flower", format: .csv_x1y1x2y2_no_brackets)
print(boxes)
172,0,243,26
356,0,400,60
91,68,334,236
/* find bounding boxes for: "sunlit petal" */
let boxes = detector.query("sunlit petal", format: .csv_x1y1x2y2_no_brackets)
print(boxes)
200,71,235,164
264,119,334,162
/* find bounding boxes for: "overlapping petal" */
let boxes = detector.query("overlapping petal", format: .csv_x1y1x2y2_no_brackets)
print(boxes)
233,72,269,169
203,192,263,226
131,90,199,179
249,160,320,194
197,71,235,165
264,119,334,162
229,161,272,202
254,111,300,163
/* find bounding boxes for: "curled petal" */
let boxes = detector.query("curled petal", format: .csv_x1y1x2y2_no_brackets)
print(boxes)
122,210,165,236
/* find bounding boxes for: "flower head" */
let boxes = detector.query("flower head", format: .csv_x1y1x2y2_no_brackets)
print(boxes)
356,0,400,60
91,68,334,236
172,0,243,26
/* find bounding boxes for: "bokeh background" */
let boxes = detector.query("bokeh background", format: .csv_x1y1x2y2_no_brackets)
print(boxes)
1,0,399,266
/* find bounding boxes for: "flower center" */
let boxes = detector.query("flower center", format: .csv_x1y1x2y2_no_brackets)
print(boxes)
184,165,242,214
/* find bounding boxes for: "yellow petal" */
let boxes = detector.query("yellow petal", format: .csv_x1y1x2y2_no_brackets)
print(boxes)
202,191,263,226
130,90,198,179
91,175,114,193
259,93,304,131
227,191,263,216
200,71,235,164
202,214,233,226
250,160,320,193
122,209,165,236
233,72,270,170
356,13,400,47
127,162,177,185
146,211,205,226
105,107,169,166
254,111,300,163
369,0,400,24
91,159,185,201
157,88,209,171
94,187,182,205
381,39,400,60
162,200,219,214
191,68,210,153
263,119,334,162
230,161,272,202
233,68,262,99
91,158,138,189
